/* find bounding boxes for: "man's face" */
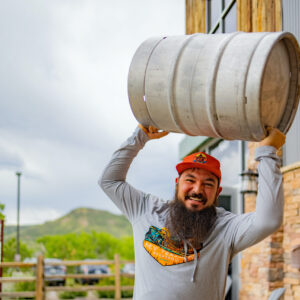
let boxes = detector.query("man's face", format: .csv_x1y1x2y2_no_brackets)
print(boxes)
176,168,222,212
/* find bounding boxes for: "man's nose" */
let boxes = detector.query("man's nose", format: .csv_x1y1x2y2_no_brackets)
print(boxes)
192,182,204,194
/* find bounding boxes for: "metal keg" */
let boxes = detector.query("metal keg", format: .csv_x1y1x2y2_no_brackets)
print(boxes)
127,32,300,141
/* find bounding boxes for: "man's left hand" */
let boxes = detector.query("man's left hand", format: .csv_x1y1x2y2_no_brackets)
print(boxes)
258,127,286,150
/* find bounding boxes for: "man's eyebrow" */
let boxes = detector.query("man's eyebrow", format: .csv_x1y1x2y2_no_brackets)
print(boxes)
184,174,196,179
184,173,217,183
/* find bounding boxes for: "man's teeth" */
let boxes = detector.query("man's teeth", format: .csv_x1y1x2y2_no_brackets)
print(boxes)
189,197,203,202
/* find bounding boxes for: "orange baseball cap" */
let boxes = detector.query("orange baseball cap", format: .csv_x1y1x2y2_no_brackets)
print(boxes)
176,152,222,182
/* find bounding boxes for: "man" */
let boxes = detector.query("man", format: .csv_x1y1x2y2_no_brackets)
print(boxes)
99,125,285,300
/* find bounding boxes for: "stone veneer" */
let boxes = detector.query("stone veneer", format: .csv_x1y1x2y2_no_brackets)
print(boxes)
240,142,300,300
281,162,300,300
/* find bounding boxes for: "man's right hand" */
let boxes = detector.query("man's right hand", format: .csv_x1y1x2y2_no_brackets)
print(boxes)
138,124,169,140
258,127,286,150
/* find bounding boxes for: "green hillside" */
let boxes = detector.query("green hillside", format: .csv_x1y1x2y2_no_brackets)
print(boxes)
4,207,132,243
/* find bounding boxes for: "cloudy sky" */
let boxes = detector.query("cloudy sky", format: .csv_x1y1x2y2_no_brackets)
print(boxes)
0,0,186,225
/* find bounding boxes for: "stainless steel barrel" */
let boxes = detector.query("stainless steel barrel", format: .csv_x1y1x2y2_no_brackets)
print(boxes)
127,32,300,141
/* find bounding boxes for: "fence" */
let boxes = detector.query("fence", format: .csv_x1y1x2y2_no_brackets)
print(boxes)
0,254,134,300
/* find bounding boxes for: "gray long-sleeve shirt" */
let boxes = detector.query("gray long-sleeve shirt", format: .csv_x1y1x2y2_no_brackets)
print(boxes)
99,127,284,300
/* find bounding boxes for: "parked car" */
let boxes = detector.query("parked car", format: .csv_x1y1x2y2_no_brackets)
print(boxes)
44,258,66,286
75,259,110,285
24,257,66,286
121,263,135,275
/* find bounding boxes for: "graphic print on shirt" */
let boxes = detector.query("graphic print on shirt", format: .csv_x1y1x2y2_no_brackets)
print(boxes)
143,226,202,266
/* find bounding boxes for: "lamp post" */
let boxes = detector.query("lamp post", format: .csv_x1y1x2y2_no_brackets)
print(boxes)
15,172,22,262
291,245,300,271
240,169,258,195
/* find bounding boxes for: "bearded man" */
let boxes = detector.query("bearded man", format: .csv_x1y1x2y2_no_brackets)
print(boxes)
99,125,285,300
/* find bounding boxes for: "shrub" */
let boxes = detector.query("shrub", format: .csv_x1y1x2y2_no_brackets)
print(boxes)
97,277,134,298
14,278,35,300
4,238,33,262
14,280,35,292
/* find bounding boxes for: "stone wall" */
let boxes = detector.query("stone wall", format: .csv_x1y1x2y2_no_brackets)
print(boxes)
240,143,300,299
281,163,300,300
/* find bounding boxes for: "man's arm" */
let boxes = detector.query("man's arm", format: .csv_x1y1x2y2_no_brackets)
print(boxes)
230,128,286,253
99,125,168,223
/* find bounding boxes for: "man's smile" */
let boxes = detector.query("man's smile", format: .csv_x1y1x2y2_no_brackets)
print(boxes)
185,194,207,205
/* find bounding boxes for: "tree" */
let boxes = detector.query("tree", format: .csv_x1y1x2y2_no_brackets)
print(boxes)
37,232,95,260
118,236,134,260
3,237,33,262
37,231,134,260
0,203,5,220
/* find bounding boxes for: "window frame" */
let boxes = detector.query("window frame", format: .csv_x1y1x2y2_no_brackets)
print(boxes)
206,0,236,34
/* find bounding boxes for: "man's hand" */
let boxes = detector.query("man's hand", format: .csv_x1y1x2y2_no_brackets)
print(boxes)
259,127,286,150
138,124,169,139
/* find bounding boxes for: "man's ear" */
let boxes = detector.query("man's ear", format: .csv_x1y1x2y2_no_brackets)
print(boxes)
175,177,179,184
217,186,222,196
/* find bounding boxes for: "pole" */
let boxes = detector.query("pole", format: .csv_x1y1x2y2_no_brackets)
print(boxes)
15,172,22,262
240,141,246,213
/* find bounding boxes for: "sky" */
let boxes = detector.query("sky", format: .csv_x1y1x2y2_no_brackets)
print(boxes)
0,0,186,225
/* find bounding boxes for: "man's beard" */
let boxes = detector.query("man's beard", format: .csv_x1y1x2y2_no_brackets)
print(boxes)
165,193,217,249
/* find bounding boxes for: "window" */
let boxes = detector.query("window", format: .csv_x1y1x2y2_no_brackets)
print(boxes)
209,140,240,188
207,0,236,34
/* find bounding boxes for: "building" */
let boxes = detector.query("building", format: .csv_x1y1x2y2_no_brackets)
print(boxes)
183,1,300,299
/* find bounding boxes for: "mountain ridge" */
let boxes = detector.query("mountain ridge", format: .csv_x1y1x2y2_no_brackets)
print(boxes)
4,207,132,243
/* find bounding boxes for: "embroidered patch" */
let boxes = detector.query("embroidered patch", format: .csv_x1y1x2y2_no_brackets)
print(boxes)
143,226,202,266
193,153,207,164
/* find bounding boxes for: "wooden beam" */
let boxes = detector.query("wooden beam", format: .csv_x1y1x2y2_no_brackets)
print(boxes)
0,292,36,298
251,0,282,32
270,0,276,31
0,277,35,283
35,255,44,300
45,259,114,266
45,274,112,279
45,285,133,292
275,0,282,31
0,262,35,268
187,0,282,35
256,0,263,31
114,254,121,300
262,0,276,31
46,286,116,292
237,0,252,31
186,0,206,34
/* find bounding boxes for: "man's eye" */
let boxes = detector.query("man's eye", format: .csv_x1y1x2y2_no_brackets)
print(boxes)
204,183,214,187
186,179,194,183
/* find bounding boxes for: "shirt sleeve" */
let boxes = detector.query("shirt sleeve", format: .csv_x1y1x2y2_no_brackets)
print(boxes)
229,145,284,254
98,127,151,223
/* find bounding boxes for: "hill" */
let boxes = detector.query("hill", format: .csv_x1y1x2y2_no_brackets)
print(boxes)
4,207,132,243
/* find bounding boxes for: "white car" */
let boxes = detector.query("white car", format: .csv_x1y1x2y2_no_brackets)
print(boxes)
122,263,135,275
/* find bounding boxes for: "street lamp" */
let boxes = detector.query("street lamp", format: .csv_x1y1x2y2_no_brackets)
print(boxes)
240,169,258,195
15,172,22,262
291,245,300,270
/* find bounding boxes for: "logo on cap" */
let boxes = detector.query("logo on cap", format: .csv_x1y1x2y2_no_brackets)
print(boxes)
193,153,207,164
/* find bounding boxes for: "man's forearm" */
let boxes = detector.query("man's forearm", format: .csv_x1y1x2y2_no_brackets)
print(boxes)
231,145,284,254
99,127,149,186
254,145,284,233
98,127,150,222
